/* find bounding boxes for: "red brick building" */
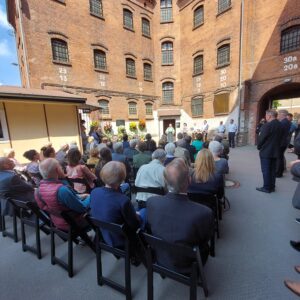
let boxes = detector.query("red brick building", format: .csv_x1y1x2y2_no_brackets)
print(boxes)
6,0,300,144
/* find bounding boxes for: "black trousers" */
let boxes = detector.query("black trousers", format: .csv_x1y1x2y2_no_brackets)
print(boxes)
228,132,236,148
260,157,276,191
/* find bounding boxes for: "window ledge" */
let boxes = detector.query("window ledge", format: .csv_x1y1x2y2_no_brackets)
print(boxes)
215,63,230,70
52,0,66,5
280,48,300,55
161,103,174,106
216,6,232,17
146,116,154,120
161,63,174,66
193,71,203,77
94,68,109,73
144,78,153,82
0,140,10,144
126,75,137,79
193,22,204,31
123,26,135,33
52,60,72,66
90,12,105,21
160,20,174,24
128,115,138,120
214,112,229,116
101,115,112,120
142,34,151,39
192,114,203,118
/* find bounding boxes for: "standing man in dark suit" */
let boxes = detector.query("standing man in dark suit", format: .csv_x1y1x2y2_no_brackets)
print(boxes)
146,158,214,274
276,109,291,178
257,109,283,193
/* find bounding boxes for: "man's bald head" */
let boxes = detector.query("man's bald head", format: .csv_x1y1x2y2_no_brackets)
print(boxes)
164,158,190,193
0,157,15,171
39,158,61,179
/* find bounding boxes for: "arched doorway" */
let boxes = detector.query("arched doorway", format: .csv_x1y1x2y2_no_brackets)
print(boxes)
258,82,300,122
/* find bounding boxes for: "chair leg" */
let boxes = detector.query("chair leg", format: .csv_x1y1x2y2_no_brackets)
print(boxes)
21,219,26,252
125,243,132,300
36,218,42,259
190,264,197,300
12,212,18,242
51,229,56,265
96,232,103,286
0,215,3,232
146,249,154,300
2,215,6,237
68,230,74,278
196,252,208,298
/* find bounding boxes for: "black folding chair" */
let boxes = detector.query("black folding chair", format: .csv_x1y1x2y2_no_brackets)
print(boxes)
88,217,132,300
1,197,18,242
49,211,95,278
9,199,50,259
188,192,220,239
139,231,208,300
135,187,165,196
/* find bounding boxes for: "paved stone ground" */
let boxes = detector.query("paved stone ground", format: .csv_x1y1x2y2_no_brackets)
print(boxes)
1,146,300,299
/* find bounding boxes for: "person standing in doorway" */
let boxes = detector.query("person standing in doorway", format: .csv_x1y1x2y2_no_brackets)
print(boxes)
165,123,175,143
256,109,283,193
228,119,238,148
276,109,291,178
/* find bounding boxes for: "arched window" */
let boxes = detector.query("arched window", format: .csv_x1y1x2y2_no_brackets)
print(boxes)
217,44,230,66
90,0,103,17
191,97,203,116
99,100,109,115
128,102,137,115
143,63,152,81
142,18,151,37
123,9,133,30
51,38,69,63
162,82,174,104
160,0,172,22
162,41,173,65
194,55,203,75
145,103,153,115
218,0,231,14
126,58,136,77
281,26,300,53
194,6,204,28
94,50,106,70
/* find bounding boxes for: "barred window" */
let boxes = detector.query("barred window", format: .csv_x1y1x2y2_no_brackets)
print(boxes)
217,44,230,66
281,26,300,53
191,97,203,116
194,6,204,28
214,93,229,115
123,9,133,30
128,102,137,115
126,58,136,77
51,39,69,63
142,18,151,37
146,103,153,115
94,50,106,70
161,0,172,22
90,0,103,17
194,55,203,75
162,42,173,65
162,82,174,104
99,100,109,115
218,0,231,14
144,63,152,80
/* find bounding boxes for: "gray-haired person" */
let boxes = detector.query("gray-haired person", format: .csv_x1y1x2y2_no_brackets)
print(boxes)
135,149,167,209
146,158,214,273
164,143,176,166
209,141,229,175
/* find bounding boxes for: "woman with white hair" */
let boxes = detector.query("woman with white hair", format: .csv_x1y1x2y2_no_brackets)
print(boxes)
164,143,176,166
208,141,229,175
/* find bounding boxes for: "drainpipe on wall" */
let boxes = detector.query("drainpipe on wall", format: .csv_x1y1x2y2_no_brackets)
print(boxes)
237,0,245,145
15,0,30,88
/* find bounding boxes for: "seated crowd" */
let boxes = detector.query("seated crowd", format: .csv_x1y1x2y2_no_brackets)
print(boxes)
0,129,230,282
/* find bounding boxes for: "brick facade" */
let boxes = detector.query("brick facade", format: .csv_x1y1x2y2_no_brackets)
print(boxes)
6,0,300,143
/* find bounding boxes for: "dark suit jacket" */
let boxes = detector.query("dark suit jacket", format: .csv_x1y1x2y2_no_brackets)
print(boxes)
291,163,300,209
257,119,283,158
147,193,214,274
0,170,34,215
280,118,291,148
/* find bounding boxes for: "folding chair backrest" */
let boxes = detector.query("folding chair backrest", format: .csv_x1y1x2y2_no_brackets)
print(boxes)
66,177,91,193
188,192,217,210
89,217,125,236
135,186,165,196
26,201,51,227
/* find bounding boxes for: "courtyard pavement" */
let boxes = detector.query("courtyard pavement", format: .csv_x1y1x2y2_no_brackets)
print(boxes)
1,146,300,299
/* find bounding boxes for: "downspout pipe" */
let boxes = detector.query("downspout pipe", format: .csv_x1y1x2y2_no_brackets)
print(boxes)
237,0,244,144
